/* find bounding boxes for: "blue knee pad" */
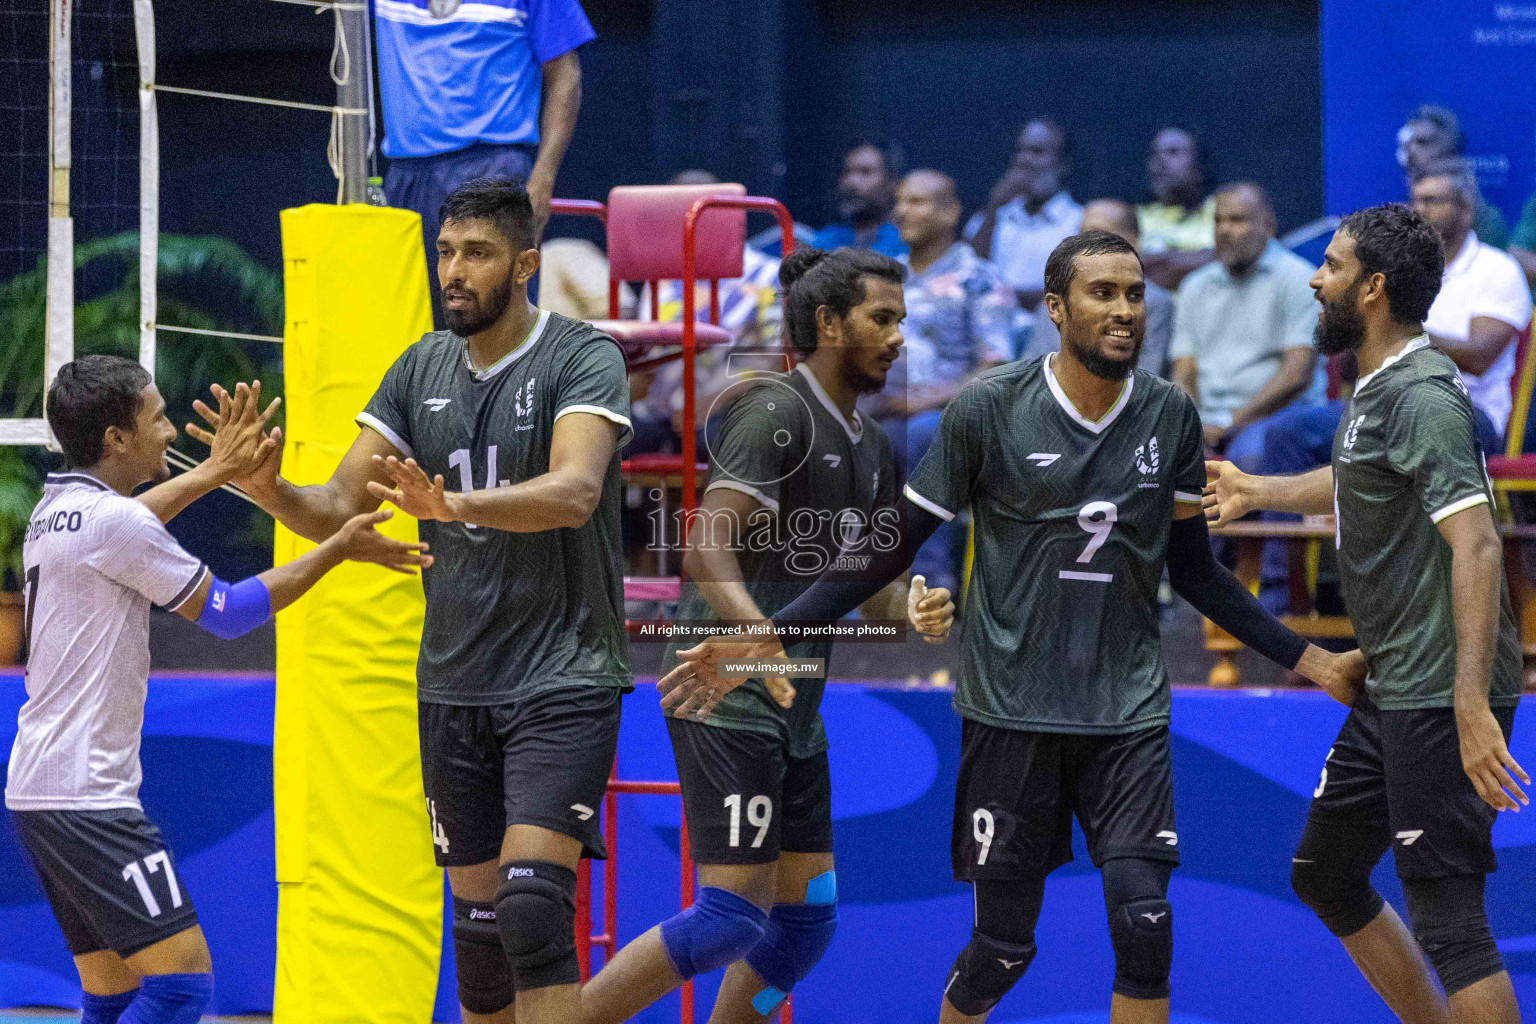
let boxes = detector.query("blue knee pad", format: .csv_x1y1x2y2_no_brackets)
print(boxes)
660,886,767,981
746,871,839,1015
118,973,214,1024
82,989,138,1024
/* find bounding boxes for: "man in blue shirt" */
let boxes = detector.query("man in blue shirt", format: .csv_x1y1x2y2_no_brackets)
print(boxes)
376,0,592,325
811,141,906,259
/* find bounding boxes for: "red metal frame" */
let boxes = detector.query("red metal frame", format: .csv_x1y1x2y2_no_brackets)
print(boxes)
576,772,793,1023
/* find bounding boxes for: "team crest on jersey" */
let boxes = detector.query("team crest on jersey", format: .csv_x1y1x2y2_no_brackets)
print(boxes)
1343,414,1366,450
1135,437,1160,475
515,378,537,420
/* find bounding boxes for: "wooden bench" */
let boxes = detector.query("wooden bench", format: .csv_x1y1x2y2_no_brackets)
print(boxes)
1202,518,1536,685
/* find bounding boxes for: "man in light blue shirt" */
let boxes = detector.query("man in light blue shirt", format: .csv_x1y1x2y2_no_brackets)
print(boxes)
1170,181,1319,470
376,0,593,325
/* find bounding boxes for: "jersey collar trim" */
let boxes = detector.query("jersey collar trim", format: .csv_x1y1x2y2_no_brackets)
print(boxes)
45,472,111,491
1354,334,1431,394
463,308,551,382
1043,353,1134,435
794,363,863,442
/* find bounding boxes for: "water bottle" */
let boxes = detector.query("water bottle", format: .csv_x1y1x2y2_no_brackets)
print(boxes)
365,176,387,207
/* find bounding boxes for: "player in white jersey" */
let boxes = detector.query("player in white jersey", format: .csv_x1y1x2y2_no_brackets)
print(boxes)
7,356,431,1024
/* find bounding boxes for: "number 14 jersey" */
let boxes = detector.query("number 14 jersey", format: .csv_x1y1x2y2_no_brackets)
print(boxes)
906,355,1206,735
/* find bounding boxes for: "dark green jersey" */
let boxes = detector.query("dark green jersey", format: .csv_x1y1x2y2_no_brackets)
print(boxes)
1332,337,1521,710
664,364,899,758
907,355,1206,734
359,310,634,705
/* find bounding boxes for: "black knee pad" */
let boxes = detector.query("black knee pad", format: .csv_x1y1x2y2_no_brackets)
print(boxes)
1290,823,1386,938
1403,875,1506,996
452,898,514,1014
1103,858,1173,1001
943,930,1038,1017
494,860,580,991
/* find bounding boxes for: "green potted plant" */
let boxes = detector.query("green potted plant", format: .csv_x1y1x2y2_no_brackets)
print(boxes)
0,231,284,664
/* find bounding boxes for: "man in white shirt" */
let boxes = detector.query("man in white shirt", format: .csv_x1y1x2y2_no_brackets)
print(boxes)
964,118,1082,310
8,356,427,1024
1413,158,1534,447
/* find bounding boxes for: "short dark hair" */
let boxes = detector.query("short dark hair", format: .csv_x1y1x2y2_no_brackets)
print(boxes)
1411,156,1480,207
1408,104,1464,154
844,139,904,181
1213,179,1275,214
439,177,535,252
1043,230,1142,302
1337,203,1445,325
779,246,906,357
47,355,153,468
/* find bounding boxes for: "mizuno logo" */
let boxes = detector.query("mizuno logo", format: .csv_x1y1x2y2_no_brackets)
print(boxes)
1141,911,1167,924
823,453,842,468
571,803,595,821
211,590,226,613
1157,830,1178,846
1396,829,1424,846
998,958,1023,969
423,398,452,412
1027,453,1060,467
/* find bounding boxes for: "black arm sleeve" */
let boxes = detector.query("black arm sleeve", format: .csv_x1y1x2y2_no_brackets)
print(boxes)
1166,514,1309,670
768,497,945,629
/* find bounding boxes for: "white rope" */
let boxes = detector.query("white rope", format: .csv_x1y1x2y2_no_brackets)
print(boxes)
326,2,350,201
153,83,365,115
164,448,263,507
134,0,158,381
152,323,285,344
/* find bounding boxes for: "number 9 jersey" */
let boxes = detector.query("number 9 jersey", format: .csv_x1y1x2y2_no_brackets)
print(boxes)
904,354,1206,735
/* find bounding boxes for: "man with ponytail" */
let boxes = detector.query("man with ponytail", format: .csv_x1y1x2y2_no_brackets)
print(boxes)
581,247,953,1024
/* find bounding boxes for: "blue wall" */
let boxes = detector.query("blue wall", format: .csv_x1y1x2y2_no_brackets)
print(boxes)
3,674,1533,1023
1323,0,1536,224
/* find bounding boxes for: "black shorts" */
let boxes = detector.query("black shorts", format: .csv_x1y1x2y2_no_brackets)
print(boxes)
952,719,1179,882
1303,702,1518,880
418,685,622,866
666,717,834,866
11,807,199,957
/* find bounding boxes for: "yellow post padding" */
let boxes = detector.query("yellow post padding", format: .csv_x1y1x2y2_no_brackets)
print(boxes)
273,204,440,1024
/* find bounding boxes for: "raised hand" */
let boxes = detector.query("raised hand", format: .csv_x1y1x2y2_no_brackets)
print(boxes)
185,381,282,486
331,508,434,574
908,574,955,644
367,455,455,522
1203,459,1255,528
657,631,792,719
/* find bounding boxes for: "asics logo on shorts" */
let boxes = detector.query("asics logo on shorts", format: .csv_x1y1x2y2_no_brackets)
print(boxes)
469,907,496,921
506,866,535,879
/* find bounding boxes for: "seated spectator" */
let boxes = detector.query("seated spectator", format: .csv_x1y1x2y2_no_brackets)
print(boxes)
1398,105,1510,248
1508,190,1536,291
811,142,906,258
1025,198,1175,377
537,237,634,320
628,172,784,457
964,118,1081,310
866,169,1015,591
1170,181,1318,471
1138,127,1216,290
1413,158,1533,447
